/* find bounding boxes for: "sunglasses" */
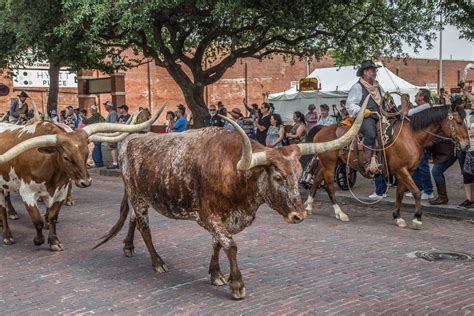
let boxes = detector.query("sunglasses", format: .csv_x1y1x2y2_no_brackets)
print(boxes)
209,109,216,112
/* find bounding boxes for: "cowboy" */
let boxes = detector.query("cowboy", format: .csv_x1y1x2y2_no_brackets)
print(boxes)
346,60,387,174
8,91,29,124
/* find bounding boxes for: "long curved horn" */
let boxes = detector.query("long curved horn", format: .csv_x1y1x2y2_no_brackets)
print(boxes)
23,91,41,122
83,104,165,136
219,115,268,170
297,94,370,156
0,135,58,165
89,114,139,143
93,115,136,138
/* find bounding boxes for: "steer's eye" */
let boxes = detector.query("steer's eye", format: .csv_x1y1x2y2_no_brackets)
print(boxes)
64,156,71,162
273,174,283,182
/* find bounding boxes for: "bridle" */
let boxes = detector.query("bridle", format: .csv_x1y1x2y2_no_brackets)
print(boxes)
424,110,467,148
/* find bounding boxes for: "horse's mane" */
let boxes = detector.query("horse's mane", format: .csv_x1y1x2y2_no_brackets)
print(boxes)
409,105,452,131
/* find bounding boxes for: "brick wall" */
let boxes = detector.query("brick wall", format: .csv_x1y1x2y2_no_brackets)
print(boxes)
1,56,472,123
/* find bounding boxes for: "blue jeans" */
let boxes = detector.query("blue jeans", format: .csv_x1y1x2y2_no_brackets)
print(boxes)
412,152,433,194
431,154,458,187
92,142,103,167
375,174,387,195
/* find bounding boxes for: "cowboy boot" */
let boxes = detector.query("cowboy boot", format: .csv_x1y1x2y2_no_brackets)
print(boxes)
429,184,449,205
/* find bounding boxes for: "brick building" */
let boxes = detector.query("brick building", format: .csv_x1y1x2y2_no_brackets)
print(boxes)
1,56,472,123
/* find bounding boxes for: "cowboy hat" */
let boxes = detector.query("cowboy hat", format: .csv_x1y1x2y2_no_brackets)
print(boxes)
17,91,28,98
356,60,381,77
229,108,243,118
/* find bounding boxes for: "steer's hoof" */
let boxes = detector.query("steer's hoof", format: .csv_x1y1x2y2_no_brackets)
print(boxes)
8,214,19,220
230,285,246,300
34,236,45,246
412,219,422,230
211,272,227,286
395,218,407,228
66,199,74,207
50,243,64,251
3,237,15,245
123,247,135,257
153,263,168,274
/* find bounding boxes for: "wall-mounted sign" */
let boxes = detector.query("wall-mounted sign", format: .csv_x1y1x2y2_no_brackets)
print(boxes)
88,78,112,94
12,68,77,88
299,77,320,91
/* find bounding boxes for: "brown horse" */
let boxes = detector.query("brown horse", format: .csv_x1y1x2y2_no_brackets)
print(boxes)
304,102,470,228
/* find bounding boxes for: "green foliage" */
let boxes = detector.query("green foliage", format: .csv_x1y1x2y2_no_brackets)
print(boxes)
442,0,473,40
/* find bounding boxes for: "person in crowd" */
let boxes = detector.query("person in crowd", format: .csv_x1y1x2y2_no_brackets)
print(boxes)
224,108,244,130
268,102,275,114
204,104,225,127
405,89,434,200
165,111,176,133
266,113,285,148
117,104,131,123
305,104,318,130
243,99,260,120
218,106,228,117
84,104,105,168
457,88,474,209
50,110,59,123
316,104,337,126
177,104,187,120
8,91,29,124
173,107,187,132
63,105,77,130
102,101,120,169
428,96,464,205
286,111,306,144
77,109,87,129
256,102,272,145
74,108,82,128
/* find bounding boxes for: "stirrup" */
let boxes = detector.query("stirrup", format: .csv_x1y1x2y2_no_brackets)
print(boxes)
365,156,382,175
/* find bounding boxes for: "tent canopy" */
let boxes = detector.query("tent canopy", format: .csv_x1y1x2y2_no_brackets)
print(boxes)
268,63,422,122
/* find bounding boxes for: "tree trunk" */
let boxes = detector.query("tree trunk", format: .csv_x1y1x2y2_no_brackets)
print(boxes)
180,83,209,129
47,61,61,114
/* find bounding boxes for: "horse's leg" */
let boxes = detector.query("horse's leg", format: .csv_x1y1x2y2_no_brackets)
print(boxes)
305,168,324,214
397,169,422,228
393,181,408,228
323,160,349,222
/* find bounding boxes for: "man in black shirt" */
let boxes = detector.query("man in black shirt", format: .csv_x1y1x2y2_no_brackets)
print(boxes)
118,104,131,123
256,102,271,145
204,104,225,127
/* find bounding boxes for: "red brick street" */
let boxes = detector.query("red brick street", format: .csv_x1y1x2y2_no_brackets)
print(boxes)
1,175,473,314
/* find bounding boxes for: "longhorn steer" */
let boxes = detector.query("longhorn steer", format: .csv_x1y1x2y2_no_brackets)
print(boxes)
0,109,162,250
95,103,367,299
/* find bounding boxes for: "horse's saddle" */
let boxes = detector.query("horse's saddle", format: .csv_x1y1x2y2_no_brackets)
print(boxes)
336,116,399,149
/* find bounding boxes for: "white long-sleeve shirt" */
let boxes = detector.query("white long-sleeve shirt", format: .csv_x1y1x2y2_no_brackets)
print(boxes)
346,81,385,117
408,103,431,116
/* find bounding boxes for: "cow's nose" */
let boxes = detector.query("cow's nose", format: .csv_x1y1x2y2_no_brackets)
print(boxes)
77,178,92,188
288,211,306,224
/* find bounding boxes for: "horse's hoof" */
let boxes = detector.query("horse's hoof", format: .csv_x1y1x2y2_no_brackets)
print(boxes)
154,263,168,274
412,219,422,229
211,272,227,286
305,207,312,215
395,218,407,228
123,247,135,257
50,243,64,251
336,213,350,222
3,237,14,245
8,214,19,220
66,199,74,207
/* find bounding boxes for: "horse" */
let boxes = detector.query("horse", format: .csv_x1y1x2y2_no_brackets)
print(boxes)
304,99,470,228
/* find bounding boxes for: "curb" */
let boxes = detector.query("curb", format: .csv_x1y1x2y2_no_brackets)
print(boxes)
300,190,474,220
88,168,474,220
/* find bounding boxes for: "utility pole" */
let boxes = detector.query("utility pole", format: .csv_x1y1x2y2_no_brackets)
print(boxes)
438,14,443,93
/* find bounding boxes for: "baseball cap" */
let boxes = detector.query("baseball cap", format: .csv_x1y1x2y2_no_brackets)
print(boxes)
103,100,113,107
118,104,129,111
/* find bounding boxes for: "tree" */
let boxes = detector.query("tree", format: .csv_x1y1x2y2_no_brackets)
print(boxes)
60,0,442,127
442,0,474,40
0,0,114,113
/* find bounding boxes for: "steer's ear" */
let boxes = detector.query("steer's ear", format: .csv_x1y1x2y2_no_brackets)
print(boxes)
38,146,59,155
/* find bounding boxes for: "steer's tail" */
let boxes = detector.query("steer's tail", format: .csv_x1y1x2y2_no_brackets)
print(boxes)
94,188,130,249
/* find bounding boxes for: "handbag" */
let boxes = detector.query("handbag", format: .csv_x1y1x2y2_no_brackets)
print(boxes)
463,151,474,176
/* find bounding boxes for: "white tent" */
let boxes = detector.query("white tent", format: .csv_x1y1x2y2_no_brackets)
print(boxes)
268,63,423,122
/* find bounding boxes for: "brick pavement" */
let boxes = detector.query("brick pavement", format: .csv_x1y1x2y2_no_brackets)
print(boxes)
0,176,473,315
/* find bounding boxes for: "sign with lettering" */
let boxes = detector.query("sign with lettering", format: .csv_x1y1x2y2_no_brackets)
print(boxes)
12,68,77,88
299,77,320,91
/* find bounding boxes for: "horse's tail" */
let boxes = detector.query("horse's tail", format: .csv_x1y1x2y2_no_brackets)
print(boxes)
94,188,130,249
